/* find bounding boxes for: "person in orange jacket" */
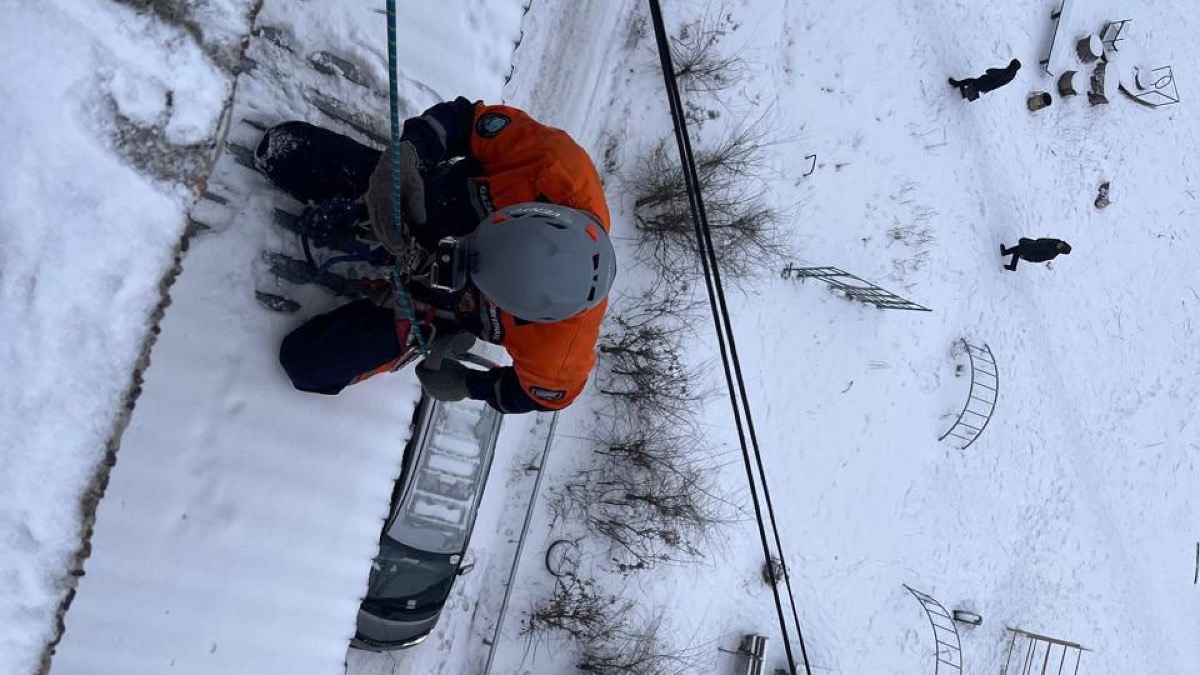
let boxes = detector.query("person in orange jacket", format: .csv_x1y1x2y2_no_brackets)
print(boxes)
254,97,617,413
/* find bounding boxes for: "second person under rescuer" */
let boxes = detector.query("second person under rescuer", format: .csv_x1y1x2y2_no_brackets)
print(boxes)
254,96,618,414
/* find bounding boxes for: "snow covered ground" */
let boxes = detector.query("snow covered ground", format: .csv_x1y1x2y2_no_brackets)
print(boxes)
47,1,528,674
0,2,240,672
3,0,1199,674
479,0,1200,673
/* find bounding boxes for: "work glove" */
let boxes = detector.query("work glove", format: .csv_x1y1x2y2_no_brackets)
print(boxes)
414,331,478,401
366,141,426,257
415,358,470,402
299,197,365,248
425,330,477,366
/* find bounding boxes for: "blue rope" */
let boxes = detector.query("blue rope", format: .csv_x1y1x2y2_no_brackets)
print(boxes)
385,0,428,355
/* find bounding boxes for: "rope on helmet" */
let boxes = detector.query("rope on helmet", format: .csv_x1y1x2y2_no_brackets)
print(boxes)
385,0,428,356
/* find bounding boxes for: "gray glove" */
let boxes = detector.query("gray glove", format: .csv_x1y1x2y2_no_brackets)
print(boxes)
366,141,426,256
415,358,470,402
424,330,477,368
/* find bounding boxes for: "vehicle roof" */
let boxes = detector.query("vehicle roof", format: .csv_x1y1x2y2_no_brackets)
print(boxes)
385,397,502,554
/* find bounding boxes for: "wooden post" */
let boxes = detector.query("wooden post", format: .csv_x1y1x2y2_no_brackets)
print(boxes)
1027,91,1053,111
1058,71,1081,96
1088,61,1113,105
1076,34,1103,62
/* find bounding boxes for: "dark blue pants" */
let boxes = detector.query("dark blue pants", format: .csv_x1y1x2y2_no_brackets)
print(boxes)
258,123,402,394
260,122,476,394
279,299,404,395
255,121,380,202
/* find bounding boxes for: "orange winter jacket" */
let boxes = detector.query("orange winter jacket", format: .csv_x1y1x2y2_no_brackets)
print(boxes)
401,98,611,412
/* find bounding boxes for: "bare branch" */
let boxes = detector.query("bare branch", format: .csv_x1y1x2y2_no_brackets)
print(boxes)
522,576,634,644
523,580,707,675
625,123,790,286
580,610,705,675
596,304,711,428
553,425,737,572
669,2,747,96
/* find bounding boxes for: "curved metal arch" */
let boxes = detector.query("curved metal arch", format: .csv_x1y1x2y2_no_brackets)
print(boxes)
938,339,999,450
904,584,964,675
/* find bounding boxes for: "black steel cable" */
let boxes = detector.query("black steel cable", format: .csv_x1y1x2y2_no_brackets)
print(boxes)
646,2,813,673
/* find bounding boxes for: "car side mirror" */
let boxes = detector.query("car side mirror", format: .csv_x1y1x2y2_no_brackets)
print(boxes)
457,550,476,576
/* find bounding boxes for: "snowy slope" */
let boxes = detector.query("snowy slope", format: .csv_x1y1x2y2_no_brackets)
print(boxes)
9,0,1200,674
0,2,237,673
50,2,525,675
732,1,1200,671
469,1,1200,674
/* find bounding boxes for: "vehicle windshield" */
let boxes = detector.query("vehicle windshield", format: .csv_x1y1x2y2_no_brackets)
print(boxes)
363,536,458,619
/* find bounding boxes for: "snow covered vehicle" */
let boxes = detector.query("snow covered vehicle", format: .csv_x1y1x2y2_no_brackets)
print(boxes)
351,394,503,650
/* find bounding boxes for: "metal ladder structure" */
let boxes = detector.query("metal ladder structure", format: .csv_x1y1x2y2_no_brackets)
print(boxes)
904,585,963,675
1001,627,1089,675
1121,64,1181,107
781,264,931,312
939,339,999,450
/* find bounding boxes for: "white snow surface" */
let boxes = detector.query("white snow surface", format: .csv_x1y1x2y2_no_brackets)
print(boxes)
0,2,232,673
48,1,526,675
3,0,1199,674
481,1,1200,673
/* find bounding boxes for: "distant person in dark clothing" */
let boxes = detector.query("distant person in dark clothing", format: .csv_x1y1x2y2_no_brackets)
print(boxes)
949,59,1022,100
1001,238,1072,271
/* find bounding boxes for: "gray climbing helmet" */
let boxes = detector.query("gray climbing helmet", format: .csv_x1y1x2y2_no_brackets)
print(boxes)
465,203,617,323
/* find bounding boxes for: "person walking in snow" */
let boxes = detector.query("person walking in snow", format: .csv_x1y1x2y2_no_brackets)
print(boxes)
253,97,617,414
949,59,1021,100
1000,237,1072,271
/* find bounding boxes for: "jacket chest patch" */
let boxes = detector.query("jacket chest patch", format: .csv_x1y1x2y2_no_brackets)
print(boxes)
476,113,511,138
530,386,566,402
